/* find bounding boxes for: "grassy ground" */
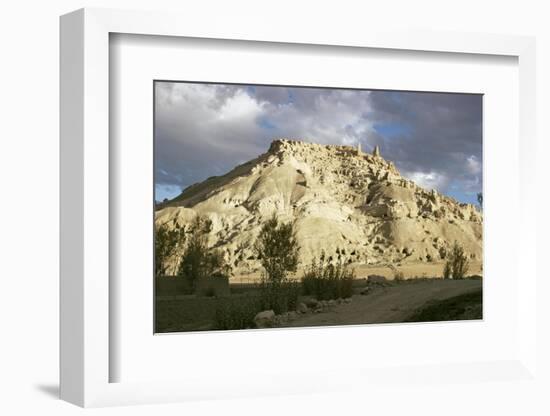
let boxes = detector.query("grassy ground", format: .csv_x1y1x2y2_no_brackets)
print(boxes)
155,283,263,332
156,289,268,333
155,296,219,332
404,288,482,322
156,279,482,332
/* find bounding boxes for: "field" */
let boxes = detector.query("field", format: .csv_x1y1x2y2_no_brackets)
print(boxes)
155,277,482,333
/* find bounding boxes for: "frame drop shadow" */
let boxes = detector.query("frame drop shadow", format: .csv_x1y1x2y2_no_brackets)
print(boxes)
34,383,59,399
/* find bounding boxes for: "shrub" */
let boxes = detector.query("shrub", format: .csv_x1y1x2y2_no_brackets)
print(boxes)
257,278,301,315
214,280,301,330
393,270,404,282
177,215,231,291
301,255,355,300
281,280,301,312
443,241,470,279
386,264,404,282
214,296,259,330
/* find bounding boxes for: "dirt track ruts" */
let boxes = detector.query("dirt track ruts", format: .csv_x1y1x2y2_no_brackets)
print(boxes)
281,279,482,328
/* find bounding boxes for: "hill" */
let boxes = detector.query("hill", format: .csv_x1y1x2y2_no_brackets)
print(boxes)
156,139,482,278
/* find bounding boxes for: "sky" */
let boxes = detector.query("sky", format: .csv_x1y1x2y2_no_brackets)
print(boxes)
154,82,482,205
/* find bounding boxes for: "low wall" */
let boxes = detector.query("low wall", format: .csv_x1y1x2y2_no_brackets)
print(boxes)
155,276,190,296
195,276,230,297
156,275,229,297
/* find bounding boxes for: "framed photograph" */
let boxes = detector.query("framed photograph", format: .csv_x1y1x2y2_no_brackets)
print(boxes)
152,80,484,334
60,8,538,408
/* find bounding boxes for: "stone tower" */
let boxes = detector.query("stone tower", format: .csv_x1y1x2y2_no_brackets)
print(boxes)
373,145,381,157
357,142,362,155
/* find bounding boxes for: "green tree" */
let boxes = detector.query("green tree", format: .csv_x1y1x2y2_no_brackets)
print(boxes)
177,215,230,291
155,220,186,278
254,214,300,284
443,241,470,279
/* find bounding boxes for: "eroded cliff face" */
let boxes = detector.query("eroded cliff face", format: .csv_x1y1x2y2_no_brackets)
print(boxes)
156,139,482,277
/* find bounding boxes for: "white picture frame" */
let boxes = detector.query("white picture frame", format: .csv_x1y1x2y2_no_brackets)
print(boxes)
60,8,538,408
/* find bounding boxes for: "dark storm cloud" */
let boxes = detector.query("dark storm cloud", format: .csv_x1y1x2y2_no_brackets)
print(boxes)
154,82,482,204
367,91,482,199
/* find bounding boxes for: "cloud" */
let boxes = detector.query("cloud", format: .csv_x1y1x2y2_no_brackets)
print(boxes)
402,171,451,192
466,155,482,175
155,82,482,203
217,89,264,121
154,82,268,193
256,87,376,146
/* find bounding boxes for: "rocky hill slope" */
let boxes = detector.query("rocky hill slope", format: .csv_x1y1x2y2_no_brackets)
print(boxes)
156,139,482,277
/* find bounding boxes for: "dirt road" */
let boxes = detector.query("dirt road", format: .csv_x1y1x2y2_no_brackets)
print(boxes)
281,279,482,328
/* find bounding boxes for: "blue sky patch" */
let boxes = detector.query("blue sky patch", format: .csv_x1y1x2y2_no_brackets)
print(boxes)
374,122,410,139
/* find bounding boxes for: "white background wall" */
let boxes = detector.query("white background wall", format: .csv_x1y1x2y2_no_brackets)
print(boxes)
0,1,548,415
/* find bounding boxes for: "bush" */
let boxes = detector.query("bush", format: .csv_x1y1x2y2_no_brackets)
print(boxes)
443,241,470,279
386,264,404,282
258,279,301,315
177,215,231,291
214,279,301,330
393,270,404,282
301,256,355,300
214,296,259,330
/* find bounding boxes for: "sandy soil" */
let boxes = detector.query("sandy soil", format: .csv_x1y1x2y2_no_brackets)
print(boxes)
231,261,483,283
352,261,483,280
280,279,482,328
